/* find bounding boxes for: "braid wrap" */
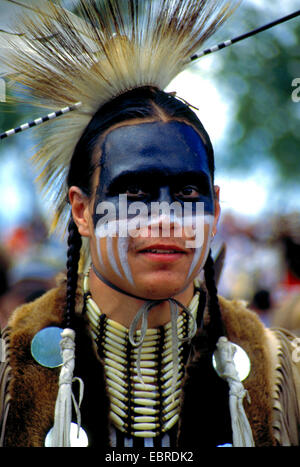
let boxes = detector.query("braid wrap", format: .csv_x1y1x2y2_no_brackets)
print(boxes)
65,217,82,328
203,249,226,351
177,249,232,447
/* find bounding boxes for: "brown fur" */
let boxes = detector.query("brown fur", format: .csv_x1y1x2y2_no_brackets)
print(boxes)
5,284,65,446
4,275,111,447
3,278,277,446
219,297,277,446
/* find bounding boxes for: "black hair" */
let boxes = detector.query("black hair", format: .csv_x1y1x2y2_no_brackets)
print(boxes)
65,216,82,328
65,86,223,352
283,236,300,279
67,86,215,196
203,250,225,350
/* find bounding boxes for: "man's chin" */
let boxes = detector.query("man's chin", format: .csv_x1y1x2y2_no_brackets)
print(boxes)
133,279,190,301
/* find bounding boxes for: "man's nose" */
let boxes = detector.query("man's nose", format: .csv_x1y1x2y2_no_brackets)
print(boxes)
157,187,173,203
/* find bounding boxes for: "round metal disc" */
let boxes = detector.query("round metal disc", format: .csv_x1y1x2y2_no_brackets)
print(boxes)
45,423,89,447
213,342,251,382
31,326,64,368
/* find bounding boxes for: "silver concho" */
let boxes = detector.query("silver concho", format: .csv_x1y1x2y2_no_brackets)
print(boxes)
45,423,89,447
31,326,64,368
213,342,251,382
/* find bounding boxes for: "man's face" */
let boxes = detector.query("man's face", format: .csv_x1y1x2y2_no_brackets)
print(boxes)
89,120,218,299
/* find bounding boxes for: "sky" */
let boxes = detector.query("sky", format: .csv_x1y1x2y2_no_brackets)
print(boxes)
0,0,299,232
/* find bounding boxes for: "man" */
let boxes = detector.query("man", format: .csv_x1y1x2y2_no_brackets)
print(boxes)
0,0,299,448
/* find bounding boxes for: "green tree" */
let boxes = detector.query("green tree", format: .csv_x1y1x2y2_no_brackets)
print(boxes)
201,4,300,185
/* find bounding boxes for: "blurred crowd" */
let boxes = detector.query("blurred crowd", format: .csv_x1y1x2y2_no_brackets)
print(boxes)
215,210,300,333
0,210,300,333
0,216,66,328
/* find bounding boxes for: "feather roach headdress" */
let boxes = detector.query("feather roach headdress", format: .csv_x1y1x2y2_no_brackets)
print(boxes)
1,0,238,233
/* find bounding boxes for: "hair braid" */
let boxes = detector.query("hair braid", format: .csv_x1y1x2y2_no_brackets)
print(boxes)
204,249,225,351
178,252,231,447
65,217,82,328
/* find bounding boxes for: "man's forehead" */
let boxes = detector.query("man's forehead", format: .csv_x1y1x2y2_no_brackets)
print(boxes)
99,120,210,175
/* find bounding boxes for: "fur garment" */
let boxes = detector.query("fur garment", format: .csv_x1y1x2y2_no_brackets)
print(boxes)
1,276,299,447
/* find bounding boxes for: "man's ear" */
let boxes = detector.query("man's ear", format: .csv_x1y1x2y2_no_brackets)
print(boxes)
68,186,91,237
212,185,221,236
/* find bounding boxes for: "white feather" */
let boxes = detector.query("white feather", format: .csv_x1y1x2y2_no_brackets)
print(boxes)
1,0,238,233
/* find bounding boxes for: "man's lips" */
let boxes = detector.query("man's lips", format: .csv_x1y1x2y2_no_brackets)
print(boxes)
137,244,186,253
137,244,187,262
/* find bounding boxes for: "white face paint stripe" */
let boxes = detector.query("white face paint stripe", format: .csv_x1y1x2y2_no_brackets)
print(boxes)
186,214,214,280
117,236,134,285
94,205,215,289
96,234,105,270
95,220,134,284
186,247,202,281
106,236,123,278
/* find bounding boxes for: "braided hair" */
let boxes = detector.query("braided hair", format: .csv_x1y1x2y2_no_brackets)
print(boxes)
203,249,225,351
65,217,82,329
176,252,231,448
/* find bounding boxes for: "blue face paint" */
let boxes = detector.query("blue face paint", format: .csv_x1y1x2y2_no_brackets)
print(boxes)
92,121,215,292
93,121,214,226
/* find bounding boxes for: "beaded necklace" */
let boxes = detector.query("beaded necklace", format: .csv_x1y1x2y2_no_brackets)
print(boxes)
84,274,199,438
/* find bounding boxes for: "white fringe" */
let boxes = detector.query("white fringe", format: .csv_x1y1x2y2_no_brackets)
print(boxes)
214,336,255,447
48,328,84,447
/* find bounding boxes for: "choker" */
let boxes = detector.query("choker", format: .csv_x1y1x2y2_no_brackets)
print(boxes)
84,273,200,438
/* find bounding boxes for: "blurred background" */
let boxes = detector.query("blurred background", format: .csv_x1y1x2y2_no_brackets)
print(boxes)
0,0,299,331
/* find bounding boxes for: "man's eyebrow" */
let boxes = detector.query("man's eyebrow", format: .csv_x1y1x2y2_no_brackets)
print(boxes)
106,168,162,184
173,172,212,194
104,170,152,193
104,169,212,192
175,170,211,182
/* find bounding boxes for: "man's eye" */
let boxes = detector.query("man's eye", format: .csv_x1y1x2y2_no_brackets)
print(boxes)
125,186,148,198
175,186,200,199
